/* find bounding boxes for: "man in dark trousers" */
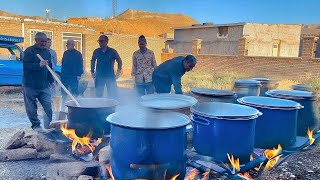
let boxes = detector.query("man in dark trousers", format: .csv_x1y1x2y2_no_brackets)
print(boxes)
131,35,157,96
152,55,197,94
61,40,84,108
23,32,55,132
91,35,122,98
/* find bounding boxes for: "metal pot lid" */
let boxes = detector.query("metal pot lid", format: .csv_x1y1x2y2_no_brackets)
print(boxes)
238,96,303,110
251,77,271,82
266,89,316,100
66,98,119,109
191,102,261,120
106,110,190,129
291,84,312,91
191,88,235,97
140,94,198,110
234,79,261,87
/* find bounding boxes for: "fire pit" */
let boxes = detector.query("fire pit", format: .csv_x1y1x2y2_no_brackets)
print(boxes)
106,110,190,180
65,98,118,139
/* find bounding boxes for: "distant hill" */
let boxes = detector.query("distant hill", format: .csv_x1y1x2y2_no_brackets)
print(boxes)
0,10,63,22
67,9,199,37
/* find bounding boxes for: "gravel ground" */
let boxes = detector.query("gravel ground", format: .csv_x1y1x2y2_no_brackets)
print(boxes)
0,127,49,180
0,159,49,180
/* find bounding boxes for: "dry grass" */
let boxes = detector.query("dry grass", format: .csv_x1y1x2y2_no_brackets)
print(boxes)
301,76,320,93
182,71,250,92
276,79,300,90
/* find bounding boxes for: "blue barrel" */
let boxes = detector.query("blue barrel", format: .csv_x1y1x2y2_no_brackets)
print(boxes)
238,96,303,149
266,90,319,136
191,88,237,103
233,79,261,98
292,84,312,92
251,78,279,96
190,102,261,163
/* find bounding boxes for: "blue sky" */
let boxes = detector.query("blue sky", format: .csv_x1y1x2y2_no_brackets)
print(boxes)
0,0,319,24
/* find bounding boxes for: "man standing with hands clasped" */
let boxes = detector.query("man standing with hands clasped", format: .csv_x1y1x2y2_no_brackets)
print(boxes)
91,35,122,99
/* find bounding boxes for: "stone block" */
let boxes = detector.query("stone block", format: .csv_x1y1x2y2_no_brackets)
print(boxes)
0,148,38,161
5,130,26,149
46,161,99,179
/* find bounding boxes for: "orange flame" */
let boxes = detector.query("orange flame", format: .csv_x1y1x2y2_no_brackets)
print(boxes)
305,128,315,149
201,171,210,180
60,123,102,154
106,164,115,180
169,174,180,180
264,144,282,171
227,153,240,173
184,168,199,180
238,172,254,180
250,154,254,161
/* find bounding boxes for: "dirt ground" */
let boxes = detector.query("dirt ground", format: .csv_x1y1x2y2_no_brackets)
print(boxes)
258,149,320,180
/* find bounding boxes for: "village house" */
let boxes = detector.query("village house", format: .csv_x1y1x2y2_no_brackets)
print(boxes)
170,23,302,57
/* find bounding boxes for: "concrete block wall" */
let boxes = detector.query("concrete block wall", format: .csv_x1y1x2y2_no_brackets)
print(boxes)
161,36,320,80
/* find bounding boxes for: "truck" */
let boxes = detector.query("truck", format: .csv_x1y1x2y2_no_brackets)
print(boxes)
0,34,61,86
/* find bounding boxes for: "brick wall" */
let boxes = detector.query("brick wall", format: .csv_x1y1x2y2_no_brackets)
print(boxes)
0,17,22,36
0,16,165,76
161,53,320,80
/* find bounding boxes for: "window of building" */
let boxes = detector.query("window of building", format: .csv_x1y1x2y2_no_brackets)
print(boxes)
30,29,53,46
218,26,228,38
62,32,82,53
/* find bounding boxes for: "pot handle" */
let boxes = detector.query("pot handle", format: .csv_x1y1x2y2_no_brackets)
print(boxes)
190,114,210,126
186,124,193,133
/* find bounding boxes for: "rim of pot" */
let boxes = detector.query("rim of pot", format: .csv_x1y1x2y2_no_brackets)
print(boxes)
237,96,304,110
65,98,119,109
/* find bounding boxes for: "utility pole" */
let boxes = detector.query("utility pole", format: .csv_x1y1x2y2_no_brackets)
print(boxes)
112,0,117,18
45,8,51,22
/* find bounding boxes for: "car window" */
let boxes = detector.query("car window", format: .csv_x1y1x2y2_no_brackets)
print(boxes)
9,46,23,60
0,46,22,60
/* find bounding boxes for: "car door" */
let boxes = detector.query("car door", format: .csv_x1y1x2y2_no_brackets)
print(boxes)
0,46,23,86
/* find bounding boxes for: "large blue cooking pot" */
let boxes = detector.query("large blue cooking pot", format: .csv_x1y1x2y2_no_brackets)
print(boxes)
191,88,237,103
106,110,190,180
251,78,279,96
266,90,319,136
238,96,303,149
191,102,261,163
233,79,261,98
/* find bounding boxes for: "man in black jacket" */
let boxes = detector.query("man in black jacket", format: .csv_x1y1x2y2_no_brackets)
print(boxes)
23,32,55,132
61,39,84,103
91,35,122,98
152,55,196,94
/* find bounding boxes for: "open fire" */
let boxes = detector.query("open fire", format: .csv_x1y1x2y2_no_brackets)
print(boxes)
60,123,102,155
264,144,282,171
305,128,315,149
105,164,209,180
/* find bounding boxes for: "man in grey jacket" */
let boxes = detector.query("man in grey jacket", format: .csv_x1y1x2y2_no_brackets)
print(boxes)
23,32,55,132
